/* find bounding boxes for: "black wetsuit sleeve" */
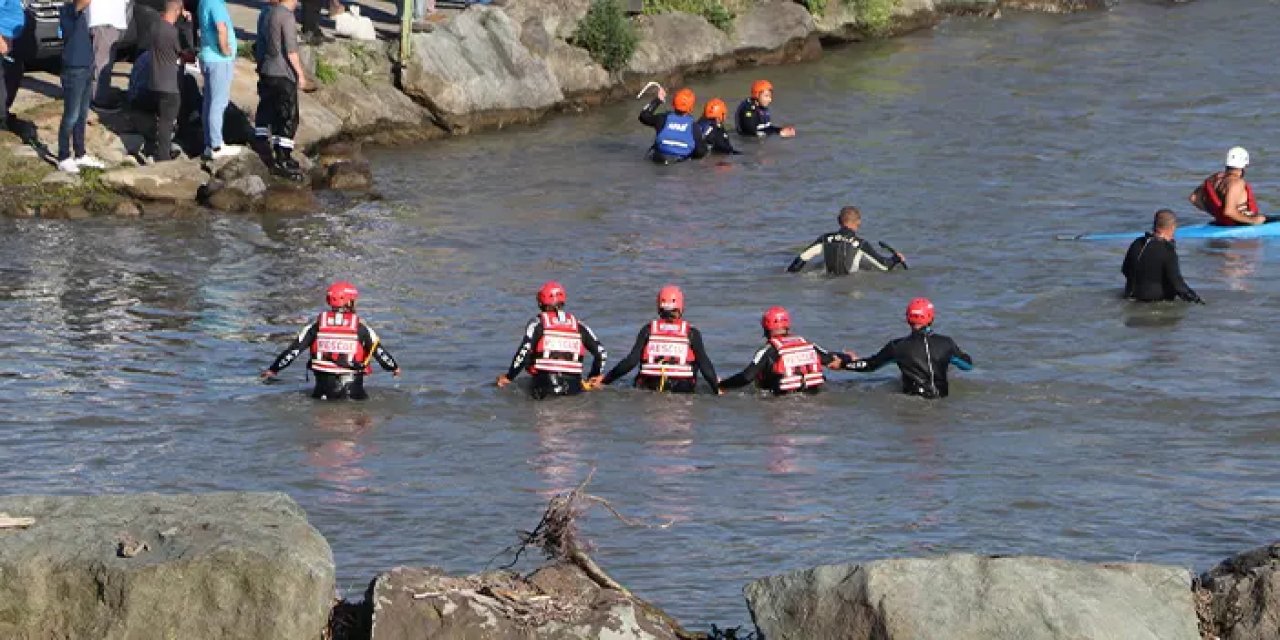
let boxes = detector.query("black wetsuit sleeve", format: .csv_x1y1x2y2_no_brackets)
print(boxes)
1164,247,1201,303
787,236,825,272
691,124,709,159
578,321,607,378
720,344,775,389
707,126,740,154
505,319,542,380
268,322,318,373
812,343,846,368
1121,237,1142,297
358,322,399,372
687,327,719,389
948,339,974,371
639,98,665,129
850,341,896,373
860,240,899,271
603,325,650,385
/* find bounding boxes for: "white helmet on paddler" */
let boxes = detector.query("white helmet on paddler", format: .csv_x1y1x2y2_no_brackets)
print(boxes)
1226,146,1250,170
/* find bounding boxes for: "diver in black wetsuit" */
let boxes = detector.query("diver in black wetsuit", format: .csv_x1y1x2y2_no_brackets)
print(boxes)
696,98,740,156
787,206,906,275
496,280,607,400
1122,209,1204,304
843,298,972,399
719,306,848,396
262,281,401,400
602,285,721,393
736,79,795,138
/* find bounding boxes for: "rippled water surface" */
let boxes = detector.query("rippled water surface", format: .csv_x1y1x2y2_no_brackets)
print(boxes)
4,0,1280,626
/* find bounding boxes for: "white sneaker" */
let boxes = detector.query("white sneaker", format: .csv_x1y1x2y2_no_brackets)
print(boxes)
57,158,80,174
210,145,243,159
74,155,105,169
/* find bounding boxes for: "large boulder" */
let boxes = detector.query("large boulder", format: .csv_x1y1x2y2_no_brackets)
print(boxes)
744,554,1201,640
731,1,816,53
547,40,613,97
100,158,210,202
627,12,733,76
815,0,940,40
368,563,686,640
0,492,335,640
401,7,564,133
503,0,592,41
1199,542,1280,640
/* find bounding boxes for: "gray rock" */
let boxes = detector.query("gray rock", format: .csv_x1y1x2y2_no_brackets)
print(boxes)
547,40,612,97
40,171,81,186
815,0,939,40
230,175,269,198
401,7,564,132
732,0,816,52
313,73,433,135
1199,542,1280,640
210,151,272,183
628,12,732,76
324,161,374,191
745,553,1201,640
259,184,321,214
503,0,592,41
100,158,210,202
369,563,685,640
0,492,335,640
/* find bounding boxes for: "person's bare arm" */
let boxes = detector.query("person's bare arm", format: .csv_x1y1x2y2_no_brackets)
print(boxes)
1222,179,1263,225
75,0,91,12
288,51,308,91
216,21,231,57
1189,185,1207,212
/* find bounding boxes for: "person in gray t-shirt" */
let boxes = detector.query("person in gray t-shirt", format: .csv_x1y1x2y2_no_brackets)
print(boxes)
253,0,308,179
147,0,183,161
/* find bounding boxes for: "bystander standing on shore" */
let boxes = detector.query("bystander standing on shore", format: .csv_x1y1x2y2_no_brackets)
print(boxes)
254,0,308,178
147,0,184,162
0,0,27,129
198,0,238,159
57,0,105,172
87,0,128,111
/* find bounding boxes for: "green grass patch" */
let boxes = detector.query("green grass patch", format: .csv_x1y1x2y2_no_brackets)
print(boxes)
848,0,895,35
0,147,125,216
314,58,339,85
236,41,255,61
643,0,735,32
573,0,638,74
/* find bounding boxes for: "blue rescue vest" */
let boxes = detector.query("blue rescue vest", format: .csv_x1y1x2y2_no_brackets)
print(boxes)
655,113,696,158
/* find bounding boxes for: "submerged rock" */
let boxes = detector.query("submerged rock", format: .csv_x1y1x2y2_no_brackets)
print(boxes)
744,553,1200,640
0,492,335,640
1199,542,1280,640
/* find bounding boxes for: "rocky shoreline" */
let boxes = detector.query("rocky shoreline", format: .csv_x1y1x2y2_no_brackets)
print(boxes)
0,0,1108,218
0,491,1274,639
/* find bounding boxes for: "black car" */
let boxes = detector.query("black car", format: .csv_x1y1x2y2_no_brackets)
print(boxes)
22,0,62,60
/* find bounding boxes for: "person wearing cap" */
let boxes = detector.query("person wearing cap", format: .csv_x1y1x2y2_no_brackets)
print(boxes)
787,206,906,275
842,298,972,399
1189,146,1265,226
719,306,847,396
696,98,739,156
1122,209,1204,304
638,85,708,164
736,79,795,138
497,281,607,400
261,281,402,400
601,285,721,394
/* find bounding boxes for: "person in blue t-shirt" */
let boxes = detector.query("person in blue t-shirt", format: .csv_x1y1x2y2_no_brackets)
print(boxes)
0,0,28,129
198,0,239,159
638,86,707,165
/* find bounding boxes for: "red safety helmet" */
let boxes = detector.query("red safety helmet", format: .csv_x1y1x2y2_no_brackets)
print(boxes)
761,306,791,334
703,98,727,122
906,297,935,329
751,79,773,99
672,88,696,114
326,281,359,309
537,281,567,307
657,285,684,314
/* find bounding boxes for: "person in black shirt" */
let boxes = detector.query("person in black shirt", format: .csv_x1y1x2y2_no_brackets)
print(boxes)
496,281,607,400
697,97,739,156
1122,209,1204,304
146,0,184,162
736,79,794,138
843,298,973,399
788,206,906,275
602,285,720,394
719,306,847,396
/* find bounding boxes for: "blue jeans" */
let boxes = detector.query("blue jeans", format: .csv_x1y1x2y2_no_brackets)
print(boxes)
59,66,93,161
201,59,234,149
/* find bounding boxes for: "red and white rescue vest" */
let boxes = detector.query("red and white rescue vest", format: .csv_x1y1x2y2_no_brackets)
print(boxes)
1203,174,1259,226
639,319,695,380
309,311,368,374
769,336,825,392
531,312,585,375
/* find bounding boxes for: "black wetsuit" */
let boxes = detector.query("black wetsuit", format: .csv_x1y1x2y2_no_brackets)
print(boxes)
638,98,707,164
787,228,902,275
268,317,399,400
849,328,972,398
1121,233,1202,303
735,98,782,137
505,311,607,400
696,117,740,155
720,336,845,395
602,320,719,393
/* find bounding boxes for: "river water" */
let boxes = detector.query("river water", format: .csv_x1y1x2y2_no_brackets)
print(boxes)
3,0,1279,627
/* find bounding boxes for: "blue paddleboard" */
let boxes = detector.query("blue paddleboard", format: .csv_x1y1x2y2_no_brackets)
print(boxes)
1060,220,1280,241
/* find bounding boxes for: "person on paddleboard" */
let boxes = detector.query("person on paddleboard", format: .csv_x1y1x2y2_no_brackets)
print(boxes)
787,206,906,275
1189,146,1264,226
840,298,973,399
736,79,795,138
601,285,722,394
696,98,740,156
639,86,708,165
261,281,401,400
719,306,848,396
1121,209,1204,304
497,281,607,400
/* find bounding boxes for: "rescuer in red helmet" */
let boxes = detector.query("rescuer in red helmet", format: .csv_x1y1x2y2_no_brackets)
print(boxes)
261,281,401,400
496,281,608,400
718,306,848,395
639,85,709,164
736,79,795,138
843,298,973,398
600,285,722,394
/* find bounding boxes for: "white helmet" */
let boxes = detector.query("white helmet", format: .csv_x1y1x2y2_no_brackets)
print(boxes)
1226,146,1250,169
